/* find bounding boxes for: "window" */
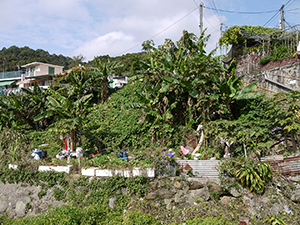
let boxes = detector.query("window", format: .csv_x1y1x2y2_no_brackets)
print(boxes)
30,67,35,72
48,67,55,74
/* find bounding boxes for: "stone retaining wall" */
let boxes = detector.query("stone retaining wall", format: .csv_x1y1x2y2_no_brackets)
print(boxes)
235,53,300,96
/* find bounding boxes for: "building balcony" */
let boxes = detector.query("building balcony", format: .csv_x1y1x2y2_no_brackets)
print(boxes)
0,71,22,81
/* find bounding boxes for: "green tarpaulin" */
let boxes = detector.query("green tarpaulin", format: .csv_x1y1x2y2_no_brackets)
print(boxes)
0,80,15,86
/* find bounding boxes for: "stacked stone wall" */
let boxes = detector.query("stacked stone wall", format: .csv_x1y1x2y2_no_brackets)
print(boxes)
235,52,300,96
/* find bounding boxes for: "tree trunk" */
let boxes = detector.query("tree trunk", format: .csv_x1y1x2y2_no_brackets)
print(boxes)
70,131,76,152
102,80,109,102
285,135,288,151
292,133,297,153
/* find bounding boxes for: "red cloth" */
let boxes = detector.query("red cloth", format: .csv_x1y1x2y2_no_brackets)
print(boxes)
61,137,67,150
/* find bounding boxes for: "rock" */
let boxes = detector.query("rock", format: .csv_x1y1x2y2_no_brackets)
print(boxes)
291,189,300,203
158,188,175,199
145,191,158,200
121,187,128,195
175,190,188,203
88,176,95,183
260,197,271,205
229,186,247,198
187,186,210,204
220,196,232,205
270,202,285,215
164,199,173,210
149,181,158,189
229,187,241,197
243,196,256,207
289,176,300,183
20,183,28,188
108,197,116,210
15,201,26,217
207,181,225,194
188,180,205,190
6,203,15,218
174,181,181,189
0,199,8,213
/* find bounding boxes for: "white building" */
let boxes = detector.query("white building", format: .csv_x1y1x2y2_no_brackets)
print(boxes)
18,62,64,89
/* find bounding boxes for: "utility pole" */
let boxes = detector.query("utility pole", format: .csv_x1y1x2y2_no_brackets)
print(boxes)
220,23,223,55
280,5,285,31
297,25,299,43
199,3,203,35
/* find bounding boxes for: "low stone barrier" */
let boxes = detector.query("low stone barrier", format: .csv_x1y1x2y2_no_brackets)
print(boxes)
81,167,155,177
38,165,73,173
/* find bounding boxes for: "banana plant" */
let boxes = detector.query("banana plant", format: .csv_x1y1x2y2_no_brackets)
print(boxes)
34,88,93,151
90,58,121,103
134,30,224,127
218,74,264,119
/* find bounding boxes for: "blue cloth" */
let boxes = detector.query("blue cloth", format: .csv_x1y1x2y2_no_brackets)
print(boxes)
33,150,42,159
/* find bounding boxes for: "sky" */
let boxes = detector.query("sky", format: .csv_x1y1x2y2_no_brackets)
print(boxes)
0,0,299,61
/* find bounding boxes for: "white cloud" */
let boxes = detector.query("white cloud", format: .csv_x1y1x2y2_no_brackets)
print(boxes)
0,0,224,59
73,31,136,60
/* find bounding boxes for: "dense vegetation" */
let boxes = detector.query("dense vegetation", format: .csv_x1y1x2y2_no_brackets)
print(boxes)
0,46,146,76
219,25,298,62
0,28,299,224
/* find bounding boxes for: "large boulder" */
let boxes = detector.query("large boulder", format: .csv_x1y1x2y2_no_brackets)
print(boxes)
145,191,158,200
220,196,233,205
158,188,175,199
187,186,210,203
175,190,188,203
207,181,227,195
229,186,247,197
15,201,26,217
291,188,300,203
269,202,285,215
0,198,8,213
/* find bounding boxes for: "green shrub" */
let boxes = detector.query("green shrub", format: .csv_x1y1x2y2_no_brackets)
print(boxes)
184,216,236,224
53,187,66,201
260,56,272,65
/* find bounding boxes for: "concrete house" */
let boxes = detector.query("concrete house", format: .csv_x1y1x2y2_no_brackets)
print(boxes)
108,74,128,88
18,62,64,89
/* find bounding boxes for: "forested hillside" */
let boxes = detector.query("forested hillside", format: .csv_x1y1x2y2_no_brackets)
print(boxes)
0,46,76,71
0,45,146,76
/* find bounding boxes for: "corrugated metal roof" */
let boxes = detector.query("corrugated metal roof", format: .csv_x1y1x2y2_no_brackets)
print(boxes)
177,160,220,178
263,155,300,176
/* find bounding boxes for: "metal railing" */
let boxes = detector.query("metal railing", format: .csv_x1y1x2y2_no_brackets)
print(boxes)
0,71,22,80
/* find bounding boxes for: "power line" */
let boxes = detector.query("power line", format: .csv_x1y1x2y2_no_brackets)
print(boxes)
284,0,293,8
204,6,279,14
210,0,222,23
203,14,219,32
263,10,280,27
192,0,198,7
263,0,294,28
115,6,199,56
